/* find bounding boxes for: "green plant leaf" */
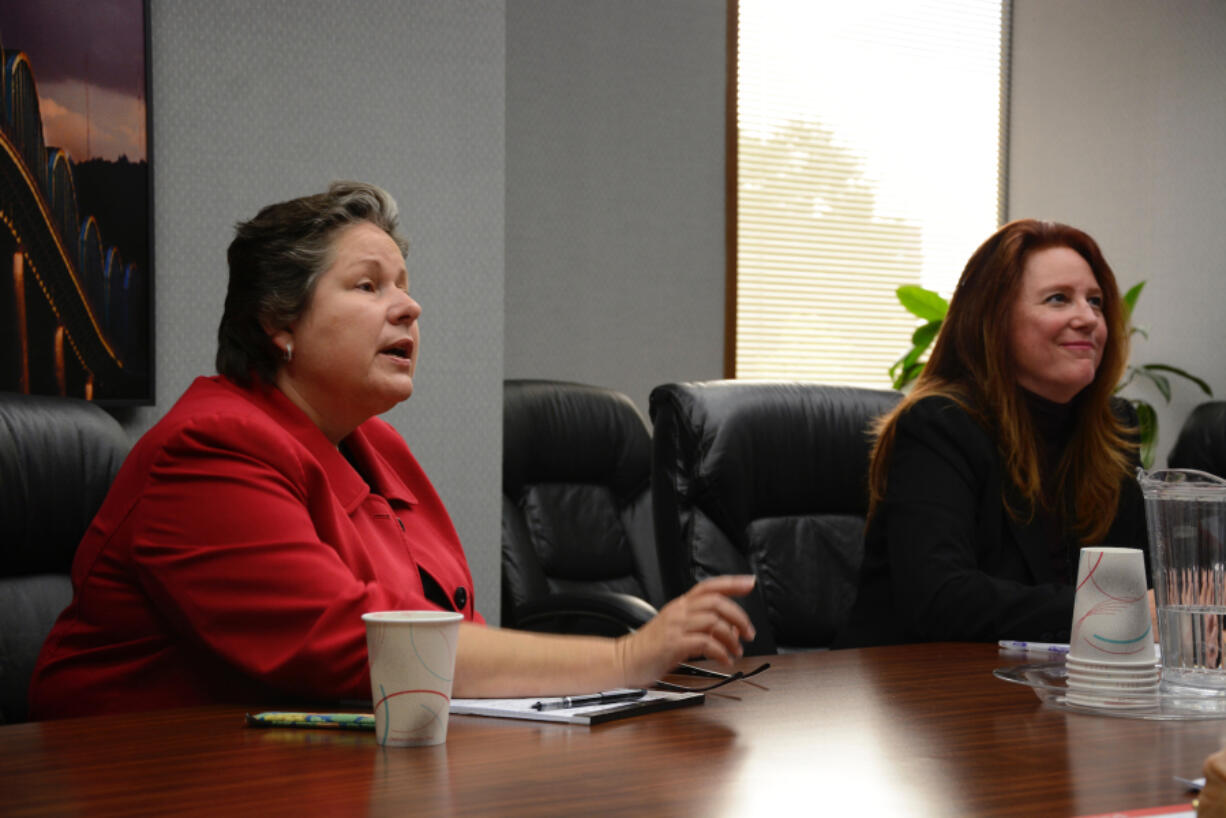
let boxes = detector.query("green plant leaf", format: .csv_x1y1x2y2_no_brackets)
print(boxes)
1134,368,1172,402
888,320,942,389
896,285,949,322
1142,363,1214,398
899,343,925,370
910,319,941,349
1132,399,1157,469
888,352,911,386
895,360,925,390
1121,281,1145,322
888,356,906,385
889,346,925,389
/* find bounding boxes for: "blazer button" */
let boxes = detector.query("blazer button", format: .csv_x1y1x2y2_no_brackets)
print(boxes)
453,587,468,610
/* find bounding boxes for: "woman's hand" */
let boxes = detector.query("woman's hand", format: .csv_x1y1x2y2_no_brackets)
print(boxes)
1198,747,1226,817
615,575,757,687
452,576,756,698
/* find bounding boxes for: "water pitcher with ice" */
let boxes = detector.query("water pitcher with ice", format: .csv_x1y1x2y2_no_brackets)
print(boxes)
1139,468,1226,690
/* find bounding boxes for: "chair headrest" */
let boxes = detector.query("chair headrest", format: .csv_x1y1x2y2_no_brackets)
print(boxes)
0,392,129,576
503,380,650,499
650,380,900,526
1168,401,1226,478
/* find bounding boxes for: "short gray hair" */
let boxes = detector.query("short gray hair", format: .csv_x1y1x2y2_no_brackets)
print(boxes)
216,181,410,385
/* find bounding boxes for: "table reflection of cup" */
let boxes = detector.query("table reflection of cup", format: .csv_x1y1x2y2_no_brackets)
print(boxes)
362,610,463,747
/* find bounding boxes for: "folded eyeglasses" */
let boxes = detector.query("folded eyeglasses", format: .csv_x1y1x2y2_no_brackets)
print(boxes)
654,661,771,693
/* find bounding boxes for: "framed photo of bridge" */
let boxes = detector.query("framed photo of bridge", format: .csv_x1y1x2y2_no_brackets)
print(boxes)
0,0,153,404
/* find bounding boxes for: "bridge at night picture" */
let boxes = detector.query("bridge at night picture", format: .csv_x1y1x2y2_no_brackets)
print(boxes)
1,1,151,403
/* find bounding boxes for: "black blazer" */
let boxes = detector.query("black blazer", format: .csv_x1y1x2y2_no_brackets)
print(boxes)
835,395,1147,648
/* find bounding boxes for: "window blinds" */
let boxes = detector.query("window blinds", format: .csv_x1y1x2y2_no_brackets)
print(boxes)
733,0,1009,386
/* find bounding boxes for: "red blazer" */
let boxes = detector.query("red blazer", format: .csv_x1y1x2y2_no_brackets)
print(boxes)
29,376,483,719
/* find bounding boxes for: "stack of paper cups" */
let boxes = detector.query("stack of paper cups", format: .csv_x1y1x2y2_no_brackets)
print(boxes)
1065,547,1159,709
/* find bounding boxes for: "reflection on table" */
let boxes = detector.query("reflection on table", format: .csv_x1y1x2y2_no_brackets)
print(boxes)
1,643,1215,816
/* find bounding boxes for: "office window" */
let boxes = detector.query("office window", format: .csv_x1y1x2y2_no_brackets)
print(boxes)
731,0,1009,385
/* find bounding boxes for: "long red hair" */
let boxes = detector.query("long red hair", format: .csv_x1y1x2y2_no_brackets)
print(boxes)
868,219,1135,542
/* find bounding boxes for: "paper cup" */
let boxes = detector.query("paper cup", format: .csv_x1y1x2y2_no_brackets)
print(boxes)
1065,689,1156,710
1066,666,1160,684
1065,655,1159,671
1068,547,1156,664
1066,672,1160,691
362,610,463,747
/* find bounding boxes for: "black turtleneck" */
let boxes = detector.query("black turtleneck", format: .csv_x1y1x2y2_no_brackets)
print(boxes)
1021,388,1078,581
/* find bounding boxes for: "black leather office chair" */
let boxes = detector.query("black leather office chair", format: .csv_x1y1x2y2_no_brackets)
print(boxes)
1168,401,1226,478
650,380,901,654
0,392,129,723
502,380,664,635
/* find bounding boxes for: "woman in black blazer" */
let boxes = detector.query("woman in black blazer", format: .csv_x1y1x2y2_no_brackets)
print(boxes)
836,219,1147,648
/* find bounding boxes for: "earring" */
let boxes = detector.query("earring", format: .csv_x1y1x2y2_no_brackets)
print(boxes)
284,342,293,363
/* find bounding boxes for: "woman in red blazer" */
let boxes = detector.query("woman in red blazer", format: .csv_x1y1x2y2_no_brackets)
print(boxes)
29,182,754,719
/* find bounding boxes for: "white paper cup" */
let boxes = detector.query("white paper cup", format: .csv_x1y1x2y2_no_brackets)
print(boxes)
362,610,463,747
1066,673,1160,691
1066,666,1160,684
1065,655,1159,671
1066,673,1160,692
1068,547,1156,664
1066,656,1159,688
1065,689,1156,710
1065,659,1161,687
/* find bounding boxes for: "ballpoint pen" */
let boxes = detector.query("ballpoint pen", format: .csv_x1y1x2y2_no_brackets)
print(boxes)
531,689,647,711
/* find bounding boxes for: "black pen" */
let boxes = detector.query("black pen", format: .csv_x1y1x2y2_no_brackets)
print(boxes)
531,689,647,711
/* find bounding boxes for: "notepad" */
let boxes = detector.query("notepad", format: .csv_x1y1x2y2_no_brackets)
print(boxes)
449,689,704,725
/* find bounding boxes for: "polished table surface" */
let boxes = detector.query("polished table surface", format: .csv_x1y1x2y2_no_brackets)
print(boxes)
3,643,1222,816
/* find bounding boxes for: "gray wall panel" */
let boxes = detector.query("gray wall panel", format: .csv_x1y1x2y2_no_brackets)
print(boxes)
505,0,726,412
1011,0,1226,465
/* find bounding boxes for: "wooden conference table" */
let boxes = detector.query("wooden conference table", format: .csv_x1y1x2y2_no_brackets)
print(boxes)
3,643,1223,816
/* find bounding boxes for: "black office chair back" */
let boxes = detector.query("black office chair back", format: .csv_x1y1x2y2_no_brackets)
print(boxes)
1168,401,1226,478
502,380,664,635
650,380,901,654
0,392,129,723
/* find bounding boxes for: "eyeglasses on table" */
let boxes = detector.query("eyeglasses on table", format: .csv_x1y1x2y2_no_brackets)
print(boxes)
654,661,771,693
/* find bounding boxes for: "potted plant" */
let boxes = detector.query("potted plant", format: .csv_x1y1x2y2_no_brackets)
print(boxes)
889,281,1212,467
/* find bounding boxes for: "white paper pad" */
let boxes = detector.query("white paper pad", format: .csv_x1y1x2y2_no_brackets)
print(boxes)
449,689,703,725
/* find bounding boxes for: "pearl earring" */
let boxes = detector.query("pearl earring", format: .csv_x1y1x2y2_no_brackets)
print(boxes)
284,342,293,363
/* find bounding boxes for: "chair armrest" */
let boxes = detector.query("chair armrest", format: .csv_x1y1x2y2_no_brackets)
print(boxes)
511,591,658,636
